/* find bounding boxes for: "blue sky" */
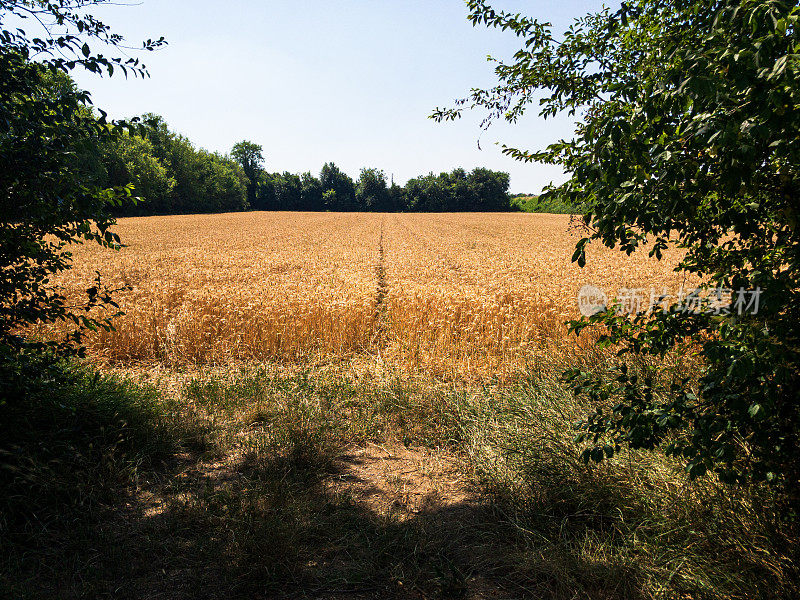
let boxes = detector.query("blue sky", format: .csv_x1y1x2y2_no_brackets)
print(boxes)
70,0,611,193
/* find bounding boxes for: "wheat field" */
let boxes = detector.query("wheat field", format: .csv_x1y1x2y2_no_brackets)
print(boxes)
48,211,690,379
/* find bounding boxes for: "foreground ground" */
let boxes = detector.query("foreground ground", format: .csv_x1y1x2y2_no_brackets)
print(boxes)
3,361,795,599
3,213,796,598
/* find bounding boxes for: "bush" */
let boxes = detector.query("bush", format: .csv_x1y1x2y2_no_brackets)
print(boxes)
0,355,180,536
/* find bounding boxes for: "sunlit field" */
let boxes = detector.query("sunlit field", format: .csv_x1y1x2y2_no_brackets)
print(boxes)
50,211,689,379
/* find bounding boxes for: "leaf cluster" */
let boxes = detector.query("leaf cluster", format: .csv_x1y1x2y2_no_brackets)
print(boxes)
1,1,164,357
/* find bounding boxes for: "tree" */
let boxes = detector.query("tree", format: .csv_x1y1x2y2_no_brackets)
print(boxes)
469,168,511,211
254,171,276,211
272,171,302,210
102,132,175,215
231,140,264,208
405,173,442,211
195,151,248,213
356,168,390,211
322,189,337,211
435,0,800,493
0,1,164,364
444,168,473,211
388,179,407,212
139,115,203,214
300,172,323,211
320,162,356,211
129,116,249,215
401,168,508,212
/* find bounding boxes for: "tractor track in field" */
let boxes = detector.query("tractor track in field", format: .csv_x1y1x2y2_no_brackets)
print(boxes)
372,216,389,347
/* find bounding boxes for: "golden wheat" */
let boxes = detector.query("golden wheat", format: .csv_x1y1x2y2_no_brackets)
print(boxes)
42,211,691,379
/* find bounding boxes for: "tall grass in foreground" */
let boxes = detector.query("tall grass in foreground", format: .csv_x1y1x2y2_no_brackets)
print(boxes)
456,373,796,598
3,359,795,599
0,359,188,535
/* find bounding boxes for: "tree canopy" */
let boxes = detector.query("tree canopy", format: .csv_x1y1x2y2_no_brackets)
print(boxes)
114,125,515,214
231,140,264,208
0,0,164,362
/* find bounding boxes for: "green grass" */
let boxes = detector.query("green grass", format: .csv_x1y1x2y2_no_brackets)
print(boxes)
453,373,797,598
1,359,796,599
512,195,580,214
0,357,183,532
0,354,200,598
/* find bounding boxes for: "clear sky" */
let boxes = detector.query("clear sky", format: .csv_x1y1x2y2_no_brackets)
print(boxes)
70,0,611,194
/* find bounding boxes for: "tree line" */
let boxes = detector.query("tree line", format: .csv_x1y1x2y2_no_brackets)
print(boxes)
98,118,514,216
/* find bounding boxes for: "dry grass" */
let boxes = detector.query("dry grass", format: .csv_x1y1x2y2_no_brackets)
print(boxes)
43,211,691,379
5,363,793,599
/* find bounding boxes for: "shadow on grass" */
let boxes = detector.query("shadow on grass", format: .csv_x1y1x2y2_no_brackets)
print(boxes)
2,430,649,600
5,364,789,599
